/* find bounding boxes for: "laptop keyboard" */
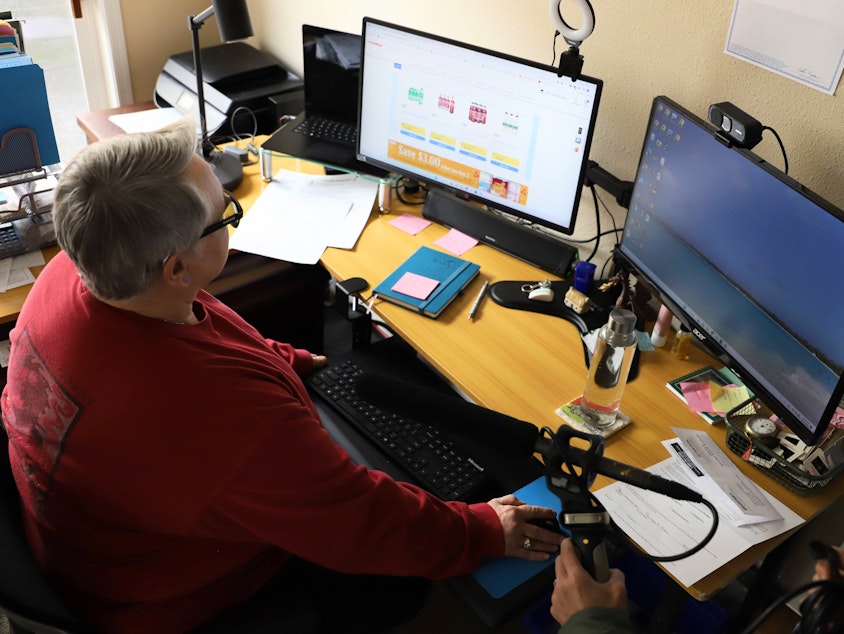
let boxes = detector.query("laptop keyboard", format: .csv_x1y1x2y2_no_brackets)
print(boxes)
294,116,357,146
308,359,489,501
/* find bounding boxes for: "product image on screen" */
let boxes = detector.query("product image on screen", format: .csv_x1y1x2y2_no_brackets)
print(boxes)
617,96,844,445
357,17,602,236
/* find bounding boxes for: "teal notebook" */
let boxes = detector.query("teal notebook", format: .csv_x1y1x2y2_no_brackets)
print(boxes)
373,246,480,318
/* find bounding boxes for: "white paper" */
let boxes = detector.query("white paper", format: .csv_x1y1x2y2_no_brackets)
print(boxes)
0,339,10,368
4,266,36,290
595,457,804,588
0,257,11,293
13,251,46,269
725,0,844,94
229,168,378,264
272,170,380,250
664,428,780,526
108,107,189,134
0,251,43,292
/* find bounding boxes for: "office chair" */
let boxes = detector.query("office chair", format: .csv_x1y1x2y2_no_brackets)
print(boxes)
0,428,87,634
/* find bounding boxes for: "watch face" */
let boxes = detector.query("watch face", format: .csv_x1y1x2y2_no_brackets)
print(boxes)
746,416,777,438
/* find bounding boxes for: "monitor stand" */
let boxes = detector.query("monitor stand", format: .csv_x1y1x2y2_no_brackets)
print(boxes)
421,189,578,277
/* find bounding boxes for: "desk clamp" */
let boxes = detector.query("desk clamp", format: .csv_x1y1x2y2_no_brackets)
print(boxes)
334,277,372,349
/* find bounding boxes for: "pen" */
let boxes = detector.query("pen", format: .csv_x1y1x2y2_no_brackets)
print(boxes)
468,280,489,320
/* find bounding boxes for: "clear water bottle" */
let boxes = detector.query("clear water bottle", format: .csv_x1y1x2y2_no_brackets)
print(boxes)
581,308,638,428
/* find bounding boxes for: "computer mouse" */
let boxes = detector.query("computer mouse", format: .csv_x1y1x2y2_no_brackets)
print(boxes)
528,287,554,302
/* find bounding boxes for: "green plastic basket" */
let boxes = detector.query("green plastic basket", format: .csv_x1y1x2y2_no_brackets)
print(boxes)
724,399,843,496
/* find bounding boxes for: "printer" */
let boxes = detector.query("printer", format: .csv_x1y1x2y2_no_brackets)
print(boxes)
154,42,304,141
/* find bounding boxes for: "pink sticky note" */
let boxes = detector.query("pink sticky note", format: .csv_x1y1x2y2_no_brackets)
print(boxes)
389,213,432,235
435,228,478,255
391,272,439,300
679,381,714,413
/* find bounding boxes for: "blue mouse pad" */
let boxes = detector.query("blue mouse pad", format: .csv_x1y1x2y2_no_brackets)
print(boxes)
471,477,568,599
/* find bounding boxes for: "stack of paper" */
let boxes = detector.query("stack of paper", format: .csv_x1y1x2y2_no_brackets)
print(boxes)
229,168,379,264
595,428,803,588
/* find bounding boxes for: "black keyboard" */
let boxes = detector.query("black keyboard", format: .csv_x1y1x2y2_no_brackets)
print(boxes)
293,116,357,146
308,360,489,501
0,222,27,259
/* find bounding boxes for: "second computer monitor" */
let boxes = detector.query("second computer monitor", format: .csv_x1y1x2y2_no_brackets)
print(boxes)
356,17,602,237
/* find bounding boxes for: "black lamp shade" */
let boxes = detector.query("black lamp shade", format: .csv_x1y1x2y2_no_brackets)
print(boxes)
211,0,253,42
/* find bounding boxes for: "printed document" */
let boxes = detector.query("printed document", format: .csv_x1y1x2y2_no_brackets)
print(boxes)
725,0,844,94
230,169,378,264
664,428,781,526
595,431,803,587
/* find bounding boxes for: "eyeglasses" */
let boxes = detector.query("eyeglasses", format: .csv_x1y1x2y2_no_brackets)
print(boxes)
200,190,243,238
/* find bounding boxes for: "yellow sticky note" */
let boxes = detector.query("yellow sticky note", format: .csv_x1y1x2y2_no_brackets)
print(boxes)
709,381,724,402
711,385,751,414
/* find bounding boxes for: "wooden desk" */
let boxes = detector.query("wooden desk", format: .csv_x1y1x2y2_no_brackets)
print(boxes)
0,246,60,326
75,101,157,145
59,109,842,607
318,193,844,602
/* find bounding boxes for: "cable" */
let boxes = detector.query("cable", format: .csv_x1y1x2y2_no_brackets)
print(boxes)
609,497,720,562
560,228,622,245
540,426,720,565
230,106,258,144
394,177,428,206
230,106,260,165
208,106,261,165
739,579,844,634
582,184,602,263
593,188,621,249
762,125,789,174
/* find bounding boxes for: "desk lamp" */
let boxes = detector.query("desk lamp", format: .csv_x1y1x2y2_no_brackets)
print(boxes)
189,0,253,190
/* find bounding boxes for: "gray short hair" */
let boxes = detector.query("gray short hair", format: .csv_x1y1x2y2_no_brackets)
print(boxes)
53,119,209,300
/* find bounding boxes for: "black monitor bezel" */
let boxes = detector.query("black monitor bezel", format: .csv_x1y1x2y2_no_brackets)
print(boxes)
616,95,844,446
355,16,603,236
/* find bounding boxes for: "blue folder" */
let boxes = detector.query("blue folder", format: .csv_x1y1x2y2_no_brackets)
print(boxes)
0,63,60,171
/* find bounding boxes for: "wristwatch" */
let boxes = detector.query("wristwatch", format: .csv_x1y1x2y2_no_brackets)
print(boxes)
744,416,778,439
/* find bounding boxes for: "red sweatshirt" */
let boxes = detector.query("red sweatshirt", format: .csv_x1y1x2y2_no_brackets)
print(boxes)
1,252,503,633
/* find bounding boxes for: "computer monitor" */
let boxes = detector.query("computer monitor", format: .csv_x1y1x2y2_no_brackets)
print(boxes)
356,17,602,239
617,95,844,445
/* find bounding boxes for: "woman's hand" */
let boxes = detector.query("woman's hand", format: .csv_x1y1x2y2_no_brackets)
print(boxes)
487,494,562,561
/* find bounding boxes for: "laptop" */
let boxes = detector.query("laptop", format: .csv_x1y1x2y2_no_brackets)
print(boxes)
261,25,386,177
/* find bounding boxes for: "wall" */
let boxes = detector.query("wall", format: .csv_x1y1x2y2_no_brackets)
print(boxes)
120,0,222,105
121,0,844,270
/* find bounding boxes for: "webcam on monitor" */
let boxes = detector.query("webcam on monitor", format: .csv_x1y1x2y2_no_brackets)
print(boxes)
708,101,764,149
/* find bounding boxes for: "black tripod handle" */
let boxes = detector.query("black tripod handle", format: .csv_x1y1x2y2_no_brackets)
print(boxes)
564,513,611,582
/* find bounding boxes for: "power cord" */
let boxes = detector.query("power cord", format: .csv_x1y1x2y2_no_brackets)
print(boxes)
738,579,844,634
762,125,789,174
394,176,428,206
213,106,260,166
